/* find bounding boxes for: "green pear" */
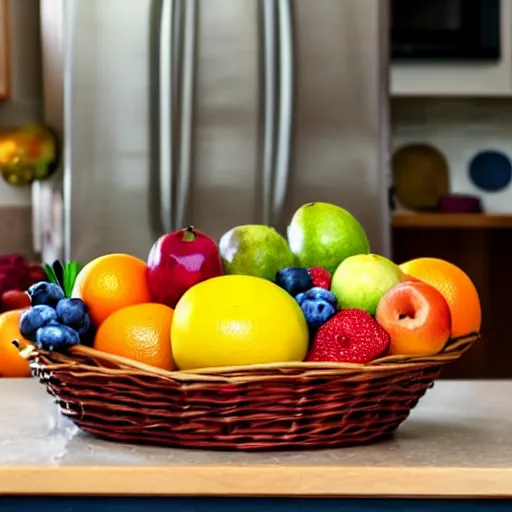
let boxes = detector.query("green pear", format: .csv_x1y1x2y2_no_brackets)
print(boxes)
287,202,370,274
331,253,405,315
219,225,295,281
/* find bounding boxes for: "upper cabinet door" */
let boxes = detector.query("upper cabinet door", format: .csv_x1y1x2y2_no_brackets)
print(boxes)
0,0,9,99
391,0,512,97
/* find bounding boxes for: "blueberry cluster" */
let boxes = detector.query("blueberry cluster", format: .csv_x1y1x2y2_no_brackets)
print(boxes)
20,282,91,351
275,267,337,330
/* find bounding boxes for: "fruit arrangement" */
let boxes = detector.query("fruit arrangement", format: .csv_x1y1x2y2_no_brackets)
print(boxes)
4,201,481,382
8,201,481,451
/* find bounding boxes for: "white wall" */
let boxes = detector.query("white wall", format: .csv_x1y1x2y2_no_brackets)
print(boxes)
0,0,42,205
392,98,512,213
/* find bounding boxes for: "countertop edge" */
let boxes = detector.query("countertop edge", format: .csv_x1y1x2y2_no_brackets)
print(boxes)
1,466,511,498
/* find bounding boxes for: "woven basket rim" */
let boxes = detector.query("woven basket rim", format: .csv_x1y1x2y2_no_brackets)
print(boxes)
26,333,479,450
24,332,479,383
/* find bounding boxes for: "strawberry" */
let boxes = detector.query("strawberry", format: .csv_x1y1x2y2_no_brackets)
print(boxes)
308,267,331,290
1,290,31,312
307,309,390,364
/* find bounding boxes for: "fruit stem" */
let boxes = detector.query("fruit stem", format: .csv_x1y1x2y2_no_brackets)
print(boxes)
182,226,197,242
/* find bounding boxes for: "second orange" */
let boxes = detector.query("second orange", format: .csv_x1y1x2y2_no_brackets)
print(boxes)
72,253,152,326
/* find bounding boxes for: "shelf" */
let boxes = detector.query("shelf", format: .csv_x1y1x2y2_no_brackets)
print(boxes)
392,213,512,229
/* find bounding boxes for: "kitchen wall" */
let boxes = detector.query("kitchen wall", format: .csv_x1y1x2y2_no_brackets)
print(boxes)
392,98,512,213
0,0,42,206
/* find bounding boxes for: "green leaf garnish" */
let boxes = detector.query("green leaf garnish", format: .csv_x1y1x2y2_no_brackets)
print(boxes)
43,263,61,287
52,260,64,288
63,261,83,298
43,260,83,297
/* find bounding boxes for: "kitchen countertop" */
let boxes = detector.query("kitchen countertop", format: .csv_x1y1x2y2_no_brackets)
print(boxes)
1,379,512,498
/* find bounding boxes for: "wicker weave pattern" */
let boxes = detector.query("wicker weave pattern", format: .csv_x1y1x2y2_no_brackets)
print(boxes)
28,333,478,451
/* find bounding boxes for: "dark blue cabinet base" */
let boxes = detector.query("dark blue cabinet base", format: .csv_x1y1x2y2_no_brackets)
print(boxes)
0,497,510,512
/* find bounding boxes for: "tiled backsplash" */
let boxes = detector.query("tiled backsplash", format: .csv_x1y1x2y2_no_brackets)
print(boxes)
392,98,512,213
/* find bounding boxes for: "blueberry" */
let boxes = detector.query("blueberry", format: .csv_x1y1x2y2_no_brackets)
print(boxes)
295,292,306,306
302,287,337,306
28,281,64,307
19,305,58,341
76,312,91,338
275,267,313,297
35,325,80,351
56,298,87,327
301,298,337,329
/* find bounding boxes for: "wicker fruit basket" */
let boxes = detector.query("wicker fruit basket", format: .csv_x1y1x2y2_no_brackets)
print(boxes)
21,332,478,451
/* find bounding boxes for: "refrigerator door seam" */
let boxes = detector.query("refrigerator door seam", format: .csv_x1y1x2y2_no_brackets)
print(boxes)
260,0,278,226
149,0,164,236
272,0,294,227
174,0,197,231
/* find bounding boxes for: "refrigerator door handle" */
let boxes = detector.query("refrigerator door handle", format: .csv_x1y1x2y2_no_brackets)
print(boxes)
174,0,197,231
32,182,42,254
273,0,294,225
157,0,178,234
260,0,278,225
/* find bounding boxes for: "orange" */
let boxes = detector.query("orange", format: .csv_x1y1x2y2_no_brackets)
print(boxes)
72,253,152,327
0,309,31,378
399,258,481,338
93,303,175,370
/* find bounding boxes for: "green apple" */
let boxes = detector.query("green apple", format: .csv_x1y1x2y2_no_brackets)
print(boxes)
331,253,405,315
219,225,295,281
287,202,370,274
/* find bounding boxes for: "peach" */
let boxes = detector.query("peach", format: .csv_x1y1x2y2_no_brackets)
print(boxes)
376,281,451,357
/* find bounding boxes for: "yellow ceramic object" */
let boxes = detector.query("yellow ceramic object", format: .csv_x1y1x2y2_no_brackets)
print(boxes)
0,124,58,186
392,143,450,211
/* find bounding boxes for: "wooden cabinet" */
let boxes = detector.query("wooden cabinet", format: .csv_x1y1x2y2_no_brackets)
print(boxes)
0,0,9,100
391,0,512,97
392,213,512,379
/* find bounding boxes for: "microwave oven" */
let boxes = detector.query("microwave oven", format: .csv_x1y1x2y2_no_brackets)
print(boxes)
391,0,501,60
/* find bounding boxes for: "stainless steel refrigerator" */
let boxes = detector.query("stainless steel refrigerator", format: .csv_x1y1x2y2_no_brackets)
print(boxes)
35,0,391,265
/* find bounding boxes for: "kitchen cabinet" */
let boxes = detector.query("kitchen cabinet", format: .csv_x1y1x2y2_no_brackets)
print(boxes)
391,0,512,97
392,213,512,379
0,0,8,99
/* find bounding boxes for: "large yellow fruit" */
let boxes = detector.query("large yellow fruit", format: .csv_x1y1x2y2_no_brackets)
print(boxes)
171,275,309,370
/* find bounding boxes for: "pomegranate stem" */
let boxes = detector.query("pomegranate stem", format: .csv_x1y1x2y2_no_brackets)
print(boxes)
182,226,197,242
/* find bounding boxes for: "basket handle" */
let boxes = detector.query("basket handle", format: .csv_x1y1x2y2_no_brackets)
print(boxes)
13,338,176,378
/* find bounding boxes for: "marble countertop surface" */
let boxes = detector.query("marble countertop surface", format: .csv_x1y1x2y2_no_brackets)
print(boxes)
1,379,511,497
